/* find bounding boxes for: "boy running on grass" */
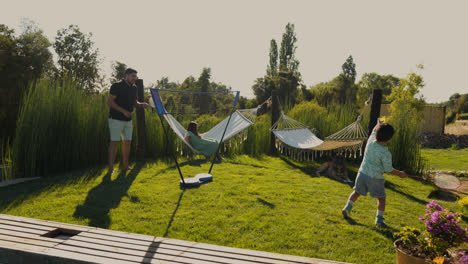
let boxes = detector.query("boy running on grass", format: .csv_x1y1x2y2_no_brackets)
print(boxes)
342,119,408,227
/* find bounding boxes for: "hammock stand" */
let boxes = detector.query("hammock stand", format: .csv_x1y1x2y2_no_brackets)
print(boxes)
150,88,257,188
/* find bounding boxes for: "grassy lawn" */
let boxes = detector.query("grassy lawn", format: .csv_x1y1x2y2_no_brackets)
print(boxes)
421,148,468,171
0,155,465,264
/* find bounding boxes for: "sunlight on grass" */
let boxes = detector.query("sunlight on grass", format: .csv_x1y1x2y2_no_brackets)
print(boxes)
421,148,468,171
0,155,464,264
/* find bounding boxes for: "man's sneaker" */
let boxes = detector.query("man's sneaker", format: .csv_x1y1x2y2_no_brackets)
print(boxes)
375,215,387,228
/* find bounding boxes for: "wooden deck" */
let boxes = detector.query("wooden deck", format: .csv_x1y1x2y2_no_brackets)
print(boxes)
0,214,351,264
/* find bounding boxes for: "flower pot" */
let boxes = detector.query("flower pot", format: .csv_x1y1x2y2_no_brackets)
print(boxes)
394,240,428,264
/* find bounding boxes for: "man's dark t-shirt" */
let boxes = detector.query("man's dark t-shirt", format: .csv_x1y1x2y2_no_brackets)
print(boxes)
109,80,137,121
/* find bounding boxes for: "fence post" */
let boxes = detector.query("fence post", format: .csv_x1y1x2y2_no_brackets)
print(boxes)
442,106,446,135
270,91,279,155
136,79,147,159
368,89,382,135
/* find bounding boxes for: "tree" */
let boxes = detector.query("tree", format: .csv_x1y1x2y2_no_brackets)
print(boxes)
267,39,278,76
356,72,400,107
0,22,54,141
309,77,342,107
253,23,302,109
252,76,275,107
16,19,54,81
110,61,127,84
341,55,356,82
196,68,211,113
387,69,426,174
279,23,299,72
334,55,357,104
54,25,101,93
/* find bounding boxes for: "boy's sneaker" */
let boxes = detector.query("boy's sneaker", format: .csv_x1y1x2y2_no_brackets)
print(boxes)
375,215,387,228
342,208,351,219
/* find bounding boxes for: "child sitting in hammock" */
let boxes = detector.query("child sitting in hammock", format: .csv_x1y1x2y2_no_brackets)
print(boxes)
185,121,223,161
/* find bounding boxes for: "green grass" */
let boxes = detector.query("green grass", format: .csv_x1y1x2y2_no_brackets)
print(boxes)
421,148,468,171
1,155,464,264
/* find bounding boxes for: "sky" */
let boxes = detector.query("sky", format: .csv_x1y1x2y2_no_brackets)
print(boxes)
2,0,467,102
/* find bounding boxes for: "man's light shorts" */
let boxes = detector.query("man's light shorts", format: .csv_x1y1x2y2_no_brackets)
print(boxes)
108,118,133,141
353,171,386,198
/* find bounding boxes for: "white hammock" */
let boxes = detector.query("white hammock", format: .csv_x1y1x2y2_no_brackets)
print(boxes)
271,111,368,159
164,110,255,154
272,128,324,149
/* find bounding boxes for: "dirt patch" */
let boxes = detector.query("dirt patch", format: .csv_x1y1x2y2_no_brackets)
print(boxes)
445,120,468,136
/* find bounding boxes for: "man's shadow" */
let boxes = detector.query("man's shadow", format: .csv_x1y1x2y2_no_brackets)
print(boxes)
73,163,143,228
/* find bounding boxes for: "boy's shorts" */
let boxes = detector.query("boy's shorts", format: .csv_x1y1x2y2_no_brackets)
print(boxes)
353,171,386,198
108,118,133,141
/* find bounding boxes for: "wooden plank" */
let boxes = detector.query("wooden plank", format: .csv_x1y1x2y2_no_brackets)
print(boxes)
86,230,342,263
92,227,156,241
0,224,48,235
46,247,139,264
0,219,53,231
0,228,65,244
61,238,292,264
55,244,219,264
0,214,350,264
0,239,49,253
76,232,155,246
0,214,94,232
71,232,343,264
0,242,135,264
71,234,304,264
0,234,59,247
153,238,346,264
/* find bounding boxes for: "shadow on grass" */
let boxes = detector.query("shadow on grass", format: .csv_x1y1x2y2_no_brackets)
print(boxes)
280,156,359,188
154,159,211,176
372,225,398,240
343,216,397,240
0,166,106,212
163,190,185,237
385,180,428,205
224,161,268,169
73,163,143,228
279,156,318,177
257,198,275,209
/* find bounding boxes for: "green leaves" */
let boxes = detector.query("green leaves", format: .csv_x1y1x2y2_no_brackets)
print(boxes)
387,70,427,174
54,25,101,93
394,226,423,246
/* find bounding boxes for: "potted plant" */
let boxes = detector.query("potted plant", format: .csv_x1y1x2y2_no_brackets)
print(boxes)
394,201,468,264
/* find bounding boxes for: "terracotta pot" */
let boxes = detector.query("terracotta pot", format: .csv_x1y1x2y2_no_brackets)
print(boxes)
394,240,428,264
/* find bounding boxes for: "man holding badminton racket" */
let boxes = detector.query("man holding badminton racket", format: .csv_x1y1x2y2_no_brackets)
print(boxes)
342,118,408,227
107,68,150,174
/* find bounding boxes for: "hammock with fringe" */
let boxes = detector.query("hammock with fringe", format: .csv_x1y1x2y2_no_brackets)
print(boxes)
271,111,369,161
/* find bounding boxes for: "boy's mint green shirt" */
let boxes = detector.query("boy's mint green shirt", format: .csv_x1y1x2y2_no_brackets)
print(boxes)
358,128,394,179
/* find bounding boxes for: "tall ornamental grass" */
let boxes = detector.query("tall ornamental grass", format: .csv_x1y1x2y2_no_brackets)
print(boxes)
387,101,427,175
9,78,109,178
387,71,427,175
288,101,358,138
239,114,271,156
